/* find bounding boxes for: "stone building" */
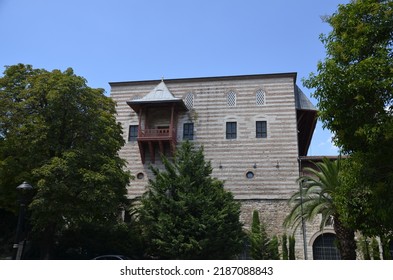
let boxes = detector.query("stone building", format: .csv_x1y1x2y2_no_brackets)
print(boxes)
110,73,338,259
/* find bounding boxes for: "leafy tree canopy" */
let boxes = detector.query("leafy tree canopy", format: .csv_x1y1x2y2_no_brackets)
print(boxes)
304,0,393,153
138,141,244,259
303,0,393,236
338,152,393,236
0,64,131,258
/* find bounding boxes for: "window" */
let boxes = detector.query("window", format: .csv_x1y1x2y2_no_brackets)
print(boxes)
312,233,341,260
226,122,237,139
256,89,265,105
227,91,236,107
256,121,267,138
185,92,194,109
128,125,138,141
246,171,254,179
183,123,194,140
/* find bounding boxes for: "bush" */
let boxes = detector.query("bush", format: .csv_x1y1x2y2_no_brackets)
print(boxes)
52,221,144,260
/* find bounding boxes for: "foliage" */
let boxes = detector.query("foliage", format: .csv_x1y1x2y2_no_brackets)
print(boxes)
358,236,371,260
249,210,279,260
284,158,356,259
381,235,392,260
358,235,392,260
138,141,244,259
0,209,17,259
338,151,393,236
304,0,393,153
288,235,296,260
0,64,131,258
52,221,144,260
250,210,266,259
268,235,280,260
281,234,288,260
371,237,381,260
303,0,393,235
284,158,341,230
281,234,296,260
359,235,392,260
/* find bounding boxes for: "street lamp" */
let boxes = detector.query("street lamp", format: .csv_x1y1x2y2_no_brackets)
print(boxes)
12,181,33,260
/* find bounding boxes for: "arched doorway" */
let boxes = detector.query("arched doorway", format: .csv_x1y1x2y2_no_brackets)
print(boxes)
312,233,341,260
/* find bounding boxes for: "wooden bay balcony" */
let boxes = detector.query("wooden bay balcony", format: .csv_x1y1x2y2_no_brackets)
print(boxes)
126,80,188,164
137,127,177,164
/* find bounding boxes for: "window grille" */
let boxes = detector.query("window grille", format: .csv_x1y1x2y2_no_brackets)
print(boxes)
227,91,236,107
185,92,194,109
256,89,265,105
312,233,341,260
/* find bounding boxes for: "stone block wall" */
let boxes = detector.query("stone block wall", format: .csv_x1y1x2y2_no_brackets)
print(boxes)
110,74,328,260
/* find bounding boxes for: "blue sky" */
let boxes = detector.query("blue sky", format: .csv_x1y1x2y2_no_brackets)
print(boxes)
0,0,349,156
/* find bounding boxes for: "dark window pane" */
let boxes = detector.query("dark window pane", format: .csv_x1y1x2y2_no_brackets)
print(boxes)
226,122,237,139
183,123,194,140
313,233,341,260
256,121,267,138
128,125,138,141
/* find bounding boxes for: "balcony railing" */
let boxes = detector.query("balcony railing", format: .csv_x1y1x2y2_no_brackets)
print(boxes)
138,128,176,139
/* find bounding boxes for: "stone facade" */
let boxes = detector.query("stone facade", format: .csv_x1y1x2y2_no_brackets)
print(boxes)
110,73,324,259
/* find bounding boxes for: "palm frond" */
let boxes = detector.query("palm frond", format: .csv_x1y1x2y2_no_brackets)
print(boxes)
284,157,341,232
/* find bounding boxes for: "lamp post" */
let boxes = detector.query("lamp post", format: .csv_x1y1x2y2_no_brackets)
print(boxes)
12,181,33,260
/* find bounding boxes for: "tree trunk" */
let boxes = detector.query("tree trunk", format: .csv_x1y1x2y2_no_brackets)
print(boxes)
333,216,357,260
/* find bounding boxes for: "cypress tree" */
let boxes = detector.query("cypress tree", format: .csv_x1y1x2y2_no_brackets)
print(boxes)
282,234,288,260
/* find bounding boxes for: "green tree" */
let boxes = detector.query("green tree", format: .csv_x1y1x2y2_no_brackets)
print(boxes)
281,234,288,260
249,210,279,260
250,210,264,259
381,235,392,260
304,0,393,153
284,158,356,259
371,237,381,260
359,235,392,260
0,209,17,258
0,64,131,259
138,141,244,259
359,236,371,260
268,235,280,260
303,0,393,235
52,220,144,260
339,150,393,236
288,235,296,260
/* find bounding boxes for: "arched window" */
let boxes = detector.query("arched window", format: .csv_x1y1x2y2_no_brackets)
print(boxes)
256,89,265,106
312,233,341,260
185,92,194,109
227,91,236,107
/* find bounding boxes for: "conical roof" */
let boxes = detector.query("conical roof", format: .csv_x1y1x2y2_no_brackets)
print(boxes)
127,80,188,112
134,80,180,102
